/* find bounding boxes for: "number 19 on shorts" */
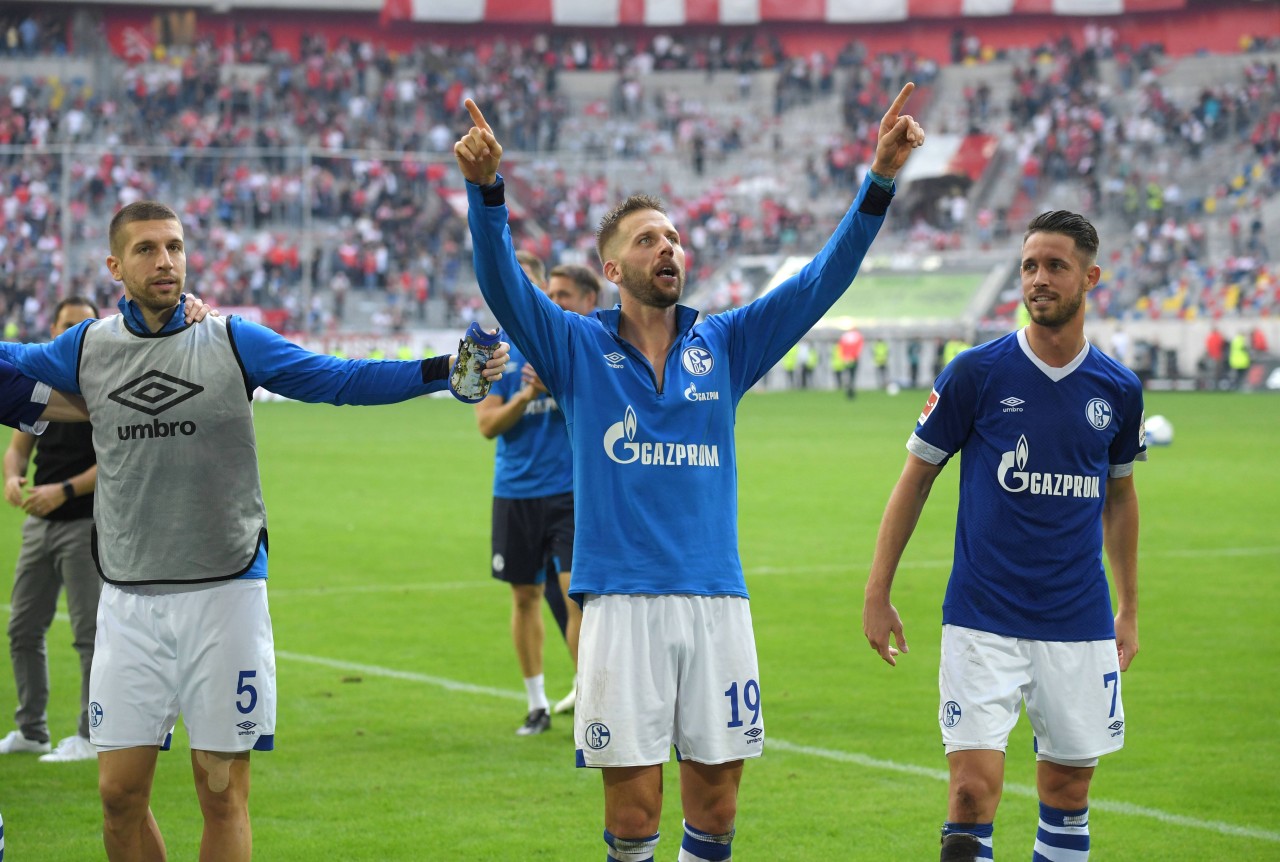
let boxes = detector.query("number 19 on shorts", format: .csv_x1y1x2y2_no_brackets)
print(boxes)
724,679,761,728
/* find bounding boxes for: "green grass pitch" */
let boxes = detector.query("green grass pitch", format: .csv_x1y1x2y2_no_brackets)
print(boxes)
1,388,1277,859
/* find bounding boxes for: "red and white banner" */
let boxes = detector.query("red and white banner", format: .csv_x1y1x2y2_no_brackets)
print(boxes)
382,0,1186,24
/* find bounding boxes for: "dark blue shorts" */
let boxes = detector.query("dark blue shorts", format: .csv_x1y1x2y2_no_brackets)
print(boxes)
490,492,574,585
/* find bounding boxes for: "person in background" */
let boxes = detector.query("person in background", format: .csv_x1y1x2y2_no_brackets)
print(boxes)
1,297,101,763
477,253,599,733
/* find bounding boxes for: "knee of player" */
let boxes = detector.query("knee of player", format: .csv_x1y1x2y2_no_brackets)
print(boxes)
98,774,151,819
949,774,1001,820
685,803,737,837
512,585,543,609
1036,761,1094,809
606,807,661,840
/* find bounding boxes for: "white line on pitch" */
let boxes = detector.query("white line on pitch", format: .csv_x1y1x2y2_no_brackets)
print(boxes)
4,603,1274,845
276,650,524,701
275,650,1279,845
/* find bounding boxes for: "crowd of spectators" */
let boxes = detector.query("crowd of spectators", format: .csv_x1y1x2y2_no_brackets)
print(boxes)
945,31,1279,329
2,18,919,336
1,8,1277,342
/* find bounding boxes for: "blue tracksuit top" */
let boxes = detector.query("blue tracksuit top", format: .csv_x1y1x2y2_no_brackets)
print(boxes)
0,295,448,580
468,172,893,599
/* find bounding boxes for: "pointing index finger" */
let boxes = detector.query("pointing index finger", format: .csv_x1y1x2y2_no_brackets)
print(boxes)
887,82,916,118
464,98,492,133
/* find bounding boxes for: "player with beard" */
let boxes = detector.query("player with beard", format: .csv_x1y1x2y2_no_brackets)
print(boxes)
457,89,923,861
863,210,1145,862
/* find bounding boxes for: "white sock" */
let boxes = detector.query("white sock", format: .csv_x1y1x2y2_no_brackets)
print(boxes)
524,674,548,712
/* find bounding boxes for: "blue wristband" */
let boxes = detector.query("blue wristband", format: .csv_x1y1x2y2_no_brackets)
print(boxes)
868,170,894,191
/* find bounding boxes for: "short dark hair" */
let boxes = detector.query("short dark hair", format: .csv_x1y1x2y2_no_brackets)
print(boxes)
596,194,667,264
1023,210,1099,266
548,263,601,299
109,201,181,256
53,296,99,319
515,249,545,285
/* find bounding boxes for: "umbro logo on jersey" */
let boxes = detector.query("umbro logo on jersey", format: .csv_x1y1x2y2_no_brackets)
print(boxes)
1001,396,1025,413
743,727,763,745
237,720,258,737
109,370,204,416
603,352,625,369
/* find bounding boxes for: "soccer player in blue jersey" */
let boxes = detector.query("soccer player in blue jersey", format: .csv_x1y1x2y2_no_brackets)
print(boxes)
0,201,508,862
457,89,924,862
477,256,600,734
863,210,1145,862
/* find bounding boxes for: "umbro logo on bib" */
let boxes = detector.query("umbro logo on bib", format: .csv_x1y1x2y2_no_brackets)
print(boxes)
110,370,205,441
109,370,205,416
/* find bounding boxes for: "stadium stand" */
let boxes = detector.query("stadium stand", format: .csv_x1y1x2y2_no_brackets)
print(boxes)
1,0,1277,386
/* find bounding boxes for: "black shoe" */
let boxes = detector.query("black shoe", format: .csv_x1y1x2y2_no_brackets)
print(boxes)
939,832,982,862
516,709,551,736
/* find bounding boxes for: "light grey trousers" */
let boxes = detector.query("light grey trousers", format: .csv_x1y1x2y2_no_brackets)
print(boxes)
7,516,99,742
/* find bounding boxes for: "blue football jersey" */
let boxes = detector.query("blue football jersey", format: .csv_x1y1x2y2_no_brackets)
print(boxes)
469,173,893,599
909,329,1146,640
489,337,574,499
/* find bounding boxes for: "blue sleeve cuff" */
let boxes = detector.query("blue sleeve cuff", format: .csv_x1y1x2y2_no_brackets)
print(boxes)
860,174,895,217
868,170,895,192
478,175,505,207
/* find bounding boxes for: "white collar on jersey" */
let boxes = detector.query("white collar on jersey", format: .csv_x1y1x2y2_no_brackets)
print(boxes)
1017,327,1090,382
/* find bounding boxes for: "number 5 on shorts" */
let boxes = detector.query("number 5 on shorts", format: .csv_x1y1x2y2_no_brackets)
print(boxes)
237,670,258,714
724,679,761,728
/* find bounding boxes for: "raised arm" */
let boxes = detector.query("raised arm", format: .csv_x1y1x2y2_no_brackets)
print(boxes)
723,84,925,390
456,99,572,394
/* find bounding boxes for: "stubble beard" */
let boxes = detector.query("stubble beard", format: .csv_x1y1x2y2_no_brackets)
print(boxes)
1025,283,1086,329
619,262,682,309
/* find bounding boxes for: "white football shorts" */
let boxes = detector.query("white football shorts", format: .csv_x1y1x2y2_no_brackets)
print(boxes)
939,624,1125,765
90,578,277,753
574,594,764,768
